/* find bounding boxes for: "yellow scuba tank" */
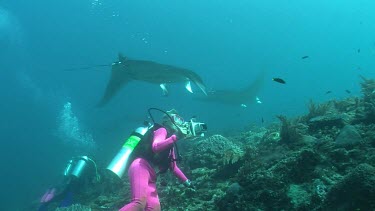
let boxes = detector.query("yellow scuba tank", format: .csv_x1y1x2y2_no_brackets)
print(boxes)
106,125,151,178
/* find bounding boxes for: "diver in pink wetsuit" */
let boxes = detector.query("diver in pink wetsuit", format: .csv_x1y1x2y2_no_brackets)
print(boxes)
119,109,206,211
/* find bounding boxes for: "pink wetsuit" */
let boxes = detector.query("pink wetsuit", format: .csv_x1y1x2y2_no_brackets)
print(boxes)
119,127,189,211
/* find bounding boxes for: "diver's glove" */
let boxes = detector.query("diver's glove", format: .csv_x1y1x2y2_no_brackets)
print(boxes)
183,179,196,197
183,179,196,191
40,188,56,203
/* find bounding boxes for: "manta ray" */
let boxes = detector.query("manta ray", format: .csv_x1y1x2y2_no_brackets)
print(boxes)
97,53,207,106
194,71,266,107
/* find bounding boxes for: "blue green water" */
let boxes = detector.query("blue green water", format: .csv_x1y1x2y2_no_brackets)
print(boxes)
1,1,375,209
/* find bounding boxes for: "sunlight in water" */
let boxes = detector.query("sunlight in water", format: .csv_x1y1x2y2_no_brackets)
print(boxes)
0,6,23,46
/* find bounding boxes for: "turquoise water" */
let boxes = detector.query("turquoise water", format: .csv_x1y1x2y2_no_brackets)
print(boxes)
1,1,375,209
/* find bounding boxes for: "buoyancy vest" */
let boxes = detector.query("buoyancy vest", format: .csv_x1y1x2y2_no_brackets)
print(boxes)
131,124,174,172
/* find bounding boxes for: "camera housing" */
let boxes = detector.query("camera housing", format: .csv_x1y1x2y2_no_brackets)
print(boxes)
189,118,207,137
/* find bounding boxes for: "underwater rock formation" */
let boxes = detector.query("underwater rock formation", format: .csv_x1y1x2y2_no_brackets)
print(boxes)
324,163,375,210
308,114,346,132
335,124,362,146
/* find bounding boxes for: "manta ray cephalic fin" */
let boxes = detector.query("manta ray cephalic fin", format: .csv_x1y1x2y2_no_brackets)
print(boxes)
185,81,193,93
160,83,169,96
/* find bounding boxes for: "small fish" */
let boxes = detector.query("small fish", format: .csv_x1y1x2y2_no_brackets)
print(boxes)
301,56,309,59
325,91,332,94
255,96,262,104
345,90,351,94
272,78,286,84
261,117,264,124
357,49,361,53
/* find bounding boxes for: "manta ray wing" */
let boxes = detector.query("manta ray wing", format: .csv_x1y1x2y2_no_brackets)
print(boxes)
97,63,131,107
126,60,208,95
97,53,208,106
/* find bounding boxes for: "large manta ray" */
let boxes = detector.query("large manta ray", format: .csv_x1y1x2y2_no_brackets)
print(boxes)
97,54,207,106
194,71,266,107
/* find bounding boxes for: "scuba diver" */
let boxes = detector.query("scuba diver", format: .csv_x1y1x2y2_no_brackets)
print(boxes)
38,156,100,211
106,108,207,211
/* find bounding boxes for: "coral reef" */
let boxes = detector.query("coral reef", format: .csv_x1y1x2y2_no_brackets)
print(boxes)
29,77,375,210
55,204,92,211
186,134,244,169
323,163,375,210
354,76,375,124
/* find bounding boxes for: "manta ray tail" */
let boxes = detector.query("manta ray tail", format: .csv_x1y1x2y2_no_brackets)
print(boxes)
243,70,266,95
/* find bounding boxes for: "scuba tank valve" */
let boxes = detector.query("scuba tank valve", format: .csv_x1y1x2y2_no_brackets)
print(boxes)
107,126,150,178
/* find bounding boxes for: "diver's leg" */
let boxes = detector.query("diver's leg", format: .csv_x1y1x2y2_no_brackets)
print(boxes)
120,158,150,211
145,167,160,211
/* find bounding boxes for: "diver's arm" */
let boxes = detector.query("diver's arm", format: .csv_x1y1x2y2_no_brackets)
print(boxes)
49,179,73,202
169,147,189,183
38,179,71,209
152,127,177,153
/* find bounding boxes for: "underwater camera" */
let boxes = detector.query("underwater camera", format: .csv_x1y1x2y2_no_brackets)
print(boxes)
188,118,207,137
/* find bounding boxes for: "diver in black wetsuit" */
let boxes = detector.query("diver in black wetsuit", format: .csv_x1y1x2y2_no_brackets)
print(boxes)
38,156,100,211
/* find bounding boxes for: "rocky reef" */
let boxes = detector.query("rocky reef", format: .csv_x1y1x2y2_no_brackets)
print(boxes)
31,77,375,210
